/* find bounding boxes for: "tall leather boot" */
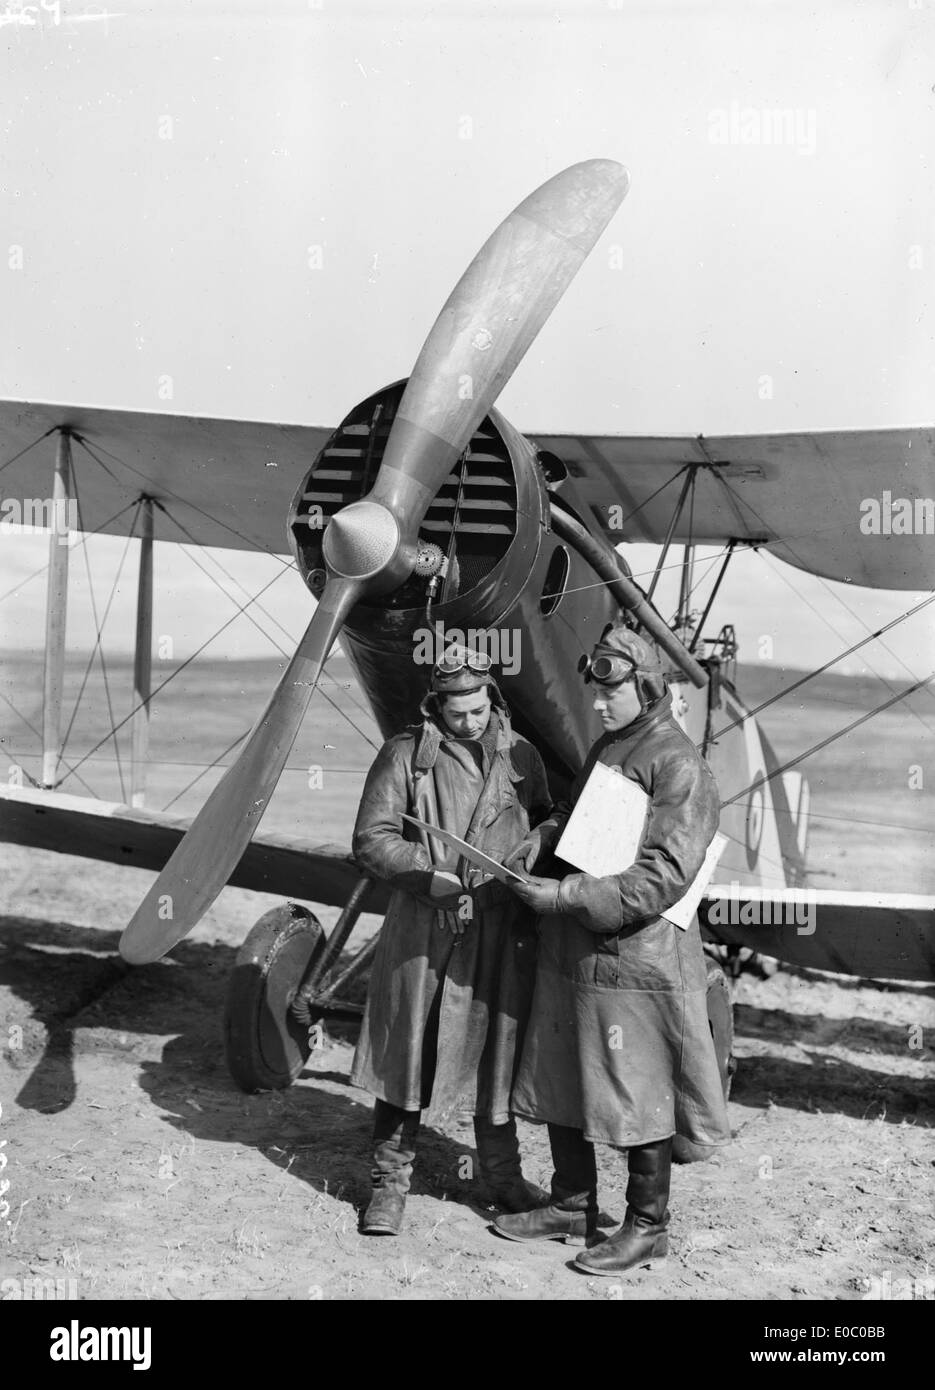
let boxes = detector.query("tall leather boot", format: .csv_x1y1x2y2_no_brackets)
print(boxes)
574,1137,672,1275
493,1124,598,1244
360,1099,420,1236
472,1116,549,1213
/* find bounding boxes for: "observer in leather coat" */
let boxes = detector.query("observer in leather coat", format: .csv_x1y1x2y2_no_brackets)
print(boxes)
350,677,551,1127
494,624,730,1277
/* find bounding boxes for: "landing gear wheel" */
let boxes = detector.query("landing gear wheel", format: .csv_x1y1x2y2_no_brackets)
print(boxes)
672,956,736,1165
224,902,326,1093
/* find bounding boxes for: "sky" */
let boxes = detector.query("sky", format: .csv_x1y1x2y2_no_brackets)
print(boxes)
1,0,933,699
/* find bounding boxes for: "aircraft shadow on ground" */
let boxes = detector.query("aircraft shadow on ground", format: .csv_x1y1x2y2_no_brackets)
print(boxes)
733,1001,927,1060
1,916,931,1146
732,1005,932,1123
780,965,935,999
140,1033,486,1213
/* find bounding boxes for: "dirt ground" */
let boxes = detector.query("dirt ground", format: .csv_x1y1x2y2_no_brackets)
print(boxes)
1,842,932,1303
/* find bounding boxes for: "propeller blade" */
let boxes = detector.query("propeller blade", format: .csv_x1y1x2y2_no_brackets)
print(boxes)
119,578,360,964
370,159,629,528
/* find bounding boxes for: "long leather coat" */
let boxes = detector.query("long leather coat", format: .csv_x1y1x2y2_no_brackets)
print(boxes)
511,691,732,1150
349,691,551,1125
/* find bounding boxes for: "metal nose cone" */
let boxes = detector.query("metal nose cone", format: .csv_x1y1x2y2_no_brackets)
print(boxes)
322,499,400,580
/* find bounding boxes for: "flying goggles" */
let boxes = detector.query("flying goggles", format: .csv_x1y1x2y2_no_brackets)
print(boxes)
577,653,638,687
434,647,494,675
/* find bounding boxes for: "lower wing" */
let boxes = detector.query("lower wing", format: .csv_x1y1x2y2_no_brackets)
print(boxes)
0,784,389,917
700,884,935,982
3,786,931,982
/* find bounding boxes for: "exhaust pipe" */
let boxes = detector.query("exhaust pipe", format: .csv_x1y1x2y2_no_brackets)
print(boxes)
549,502,708,689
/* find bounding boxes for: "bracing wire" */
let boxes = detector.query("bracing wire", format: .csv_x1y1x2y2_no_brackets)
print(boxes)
75,434,298,565
760,545,935,729
161,729,249,812
1,746,384,776
57,499,142,798
0,498,140,605
713,469,935,737
605,464,692,535
708,591,935,743
63,564,295,779
721,673,934,809
58,464,132,799
0,698,98,799
152,498,380,755
155,500,379,746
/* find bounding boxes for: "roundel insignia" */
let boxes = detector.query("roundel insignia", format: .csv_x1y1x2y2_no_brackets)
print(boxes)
745,772,765,870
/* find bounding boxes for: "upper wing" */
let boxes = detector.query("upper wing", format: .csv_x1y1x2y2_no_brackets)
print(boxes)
3,400,932,587
0,399,334,554
534,426,935,590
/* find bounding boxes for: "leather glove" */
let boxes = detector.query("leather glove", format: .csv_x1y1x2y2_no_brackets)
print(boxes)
429,870,473,936
508,874,562,915
503,823,560,874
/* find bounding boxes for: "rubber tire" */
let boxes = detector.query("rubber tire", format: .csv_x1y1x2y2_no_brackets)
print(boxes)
224,902,326,1093
672,956,735,1165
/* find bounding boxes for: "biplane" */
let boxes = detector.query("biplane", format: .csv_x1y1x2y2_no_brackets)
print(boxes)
1,161,933,1116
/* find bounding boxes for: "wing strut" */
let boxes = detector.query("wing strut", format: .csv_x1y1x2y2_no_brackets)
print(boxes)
41,430,72,787
130,496,154,807
688,540,736,653
645,465,694,601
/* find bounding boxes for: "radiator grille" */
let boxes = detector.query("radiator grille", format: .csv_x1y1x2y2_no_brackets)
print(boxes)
292,381,517,608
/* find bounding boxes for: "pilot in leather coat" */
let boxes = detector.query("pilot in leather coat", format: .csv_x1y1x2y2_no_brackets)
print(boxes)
494,623,731,1277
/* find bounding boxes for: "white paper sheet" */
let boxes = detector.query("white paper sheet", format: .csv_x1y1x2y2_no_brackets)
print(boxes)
555,762,727,931
662,831,728,930
555,762,649,876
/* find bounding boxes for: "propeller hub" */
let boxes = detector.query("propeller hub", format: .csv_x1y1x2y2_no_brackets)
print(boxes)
322,499,401,581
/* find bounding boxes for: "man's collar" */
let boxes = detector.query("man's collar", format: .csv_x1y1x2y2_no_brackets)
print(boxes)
413,705,511,773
